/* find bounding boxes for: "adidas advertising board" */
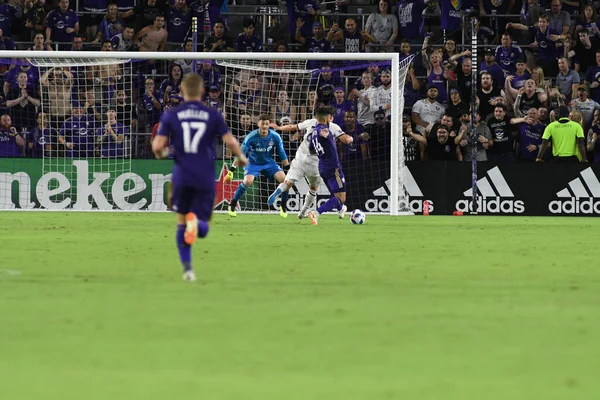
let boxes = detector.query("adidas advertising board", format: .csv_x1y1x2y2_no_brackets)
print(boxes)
548,168,600,214
365,170,434,214
455,167,525,214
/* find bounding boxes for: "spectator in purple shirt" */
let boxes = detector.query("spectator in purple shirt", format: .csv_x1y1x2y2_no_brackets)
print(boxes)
167,0,191,43
93,3,125,43
27,112,55,158
480,49,505,89
0,114,25,158
6,71,40,132
340,110,368,160
287,0,321,41
0,2,16,37
330,87,355,126
45,0,79,49
96,109,127,158
236,18,263,52
295,20,334,69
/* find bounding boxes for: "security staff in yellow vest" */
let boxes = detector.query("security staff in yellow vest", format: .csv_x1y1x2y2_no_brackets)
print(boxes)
536,106,588,163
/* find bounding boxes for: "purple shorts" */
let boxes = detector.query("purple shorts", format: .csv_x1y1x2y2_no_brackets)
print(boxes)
170,184,215,220
322,168,346,193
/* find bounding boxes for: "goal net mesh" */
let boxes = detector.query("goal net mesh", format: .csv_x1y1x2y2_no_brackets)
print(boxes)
0,55,413,214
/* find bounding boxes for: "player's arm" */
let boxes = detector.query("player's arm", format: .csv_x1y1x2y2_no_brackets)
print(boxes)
222,132,247,166
152,115,171,159
225,135,250,181
337,133,354,144
270,122,299,131
275,134,290,168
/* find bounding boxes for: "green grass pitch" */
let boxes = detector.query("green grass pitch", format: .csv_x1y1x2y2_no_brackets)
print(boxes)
1,212,600,399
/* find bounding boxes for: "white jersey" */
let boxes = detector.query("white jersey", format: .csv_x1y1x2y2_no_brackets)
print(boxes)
411,99,445,135
294,118,344,165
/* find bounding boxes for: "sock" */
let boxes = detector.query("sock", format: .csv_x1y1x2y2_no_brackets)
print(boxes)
301,190,317,214
176,224,192,272
198,220,209,238
230,183,248,208
317,196,342,215
277,182,288,193
281,191,289,211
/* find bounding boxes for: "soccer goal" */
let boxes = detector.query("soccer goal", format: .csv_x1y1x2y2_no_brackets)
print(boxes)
0,51,413,215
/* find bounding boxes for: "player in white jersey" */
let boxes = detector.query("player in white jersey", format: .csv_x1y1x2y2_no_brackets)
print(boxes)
268,106,353,218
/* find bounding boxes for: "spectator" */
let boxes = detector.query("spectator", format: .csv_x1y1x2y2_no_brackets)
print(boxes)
505,59,531,104
425,124,459,161
231,112,252,140
480,49,505,89
399,40,413,63
115,90,133,131
0,114,25,158
295,20,334,70
548,0,571,36
446,88,466,126
330,87,354,126
0,1,16,38
585,50,600,104
134,14,167,52
111,25,135,51
480,0,511,45
45,0,79,49
137,77,162,135
6,71,40,132
412,85,445,137
4,63,38,96
204,20,233,52
58,102,97,158
173,40,195,75
276,42,287,53
71,35,84,51
97,109,127,158
486,104,515,163
495,32,525,76
25,0,51,38
206,86,224,116
270,72,301,103
587,110,600,162
236,18,263,53
313,66,339,106
82,87,104,123
371,69,392,119
87,41,122,105
514,80,548,118
199,59,221,90
0,28,15,52
349,71,377,128
576,5,599,37
513,107,546,161
189,0,221,41
121,0,167,33
571,30,600,74
339,110,368,160
326,19,376,71
403,63,422,111
160,63,184,109
287,0,321,41
452,57,473,104
402,114,420,161
365,0,398,53
167,0,191,44
93,3,125,43
40,67,73,126
28,33,53,50
81,0,107,41
397,0,432,44
425,52,449,103
570,85,600,132
353,64,382,90
27,112,54,158
441,39,459,65
556,57,580,102
477,72,502,120
455,112,491,162
369,110,392,160
271,90,296,124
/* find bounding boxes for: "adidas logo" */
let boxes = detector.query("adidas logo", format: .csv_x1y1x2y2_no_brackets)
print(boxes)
548,168,600,214
366,169,433,213
456,167,525,213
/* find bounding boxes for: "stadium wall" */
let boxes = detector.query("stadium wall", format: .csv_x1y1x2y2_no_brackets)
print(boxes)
2,158,600,216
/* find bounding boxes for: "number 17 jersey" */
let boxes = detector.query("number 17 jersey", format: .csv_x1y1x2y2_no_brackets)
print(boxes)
157,100,229,190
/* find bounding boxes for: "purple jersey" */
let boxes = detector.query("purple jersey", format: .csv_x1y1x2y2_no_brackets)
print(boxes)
97,122,128,158
518,122,545,161
330,100,355,126
236,33,263,52
28,127,55,158
157,100,229,190
479,62,505,89
309,123,342,174
46,9,79,43
397,0,425,40
306,37,334,69
427,69,447,103
60,115,97,157
4,66,39,92
97,17,125,41
441,0,461,31
529,26,560,61
0,4,16,36
167,6,191,43
510,72,531,90
0,128,22,157
495,45,524,75
341,122,365,158
201,66,221,90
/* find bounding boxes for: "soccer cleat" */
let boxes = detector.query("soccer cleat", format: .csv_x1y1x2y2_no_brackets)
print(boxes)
228,205,237,217
338,204,348,219
184,212,198,245
298,210,308,219
268,188,282,206
279,206,288,218
183,270,197,282
308,210,319,226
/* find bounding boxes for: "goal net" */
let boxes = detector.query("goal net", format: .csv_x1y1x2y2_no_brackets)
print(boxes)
0,51,413,215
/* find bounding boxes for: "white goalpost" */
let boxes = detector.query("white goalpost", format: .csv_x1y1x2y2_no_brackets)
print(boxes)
0,51,413,216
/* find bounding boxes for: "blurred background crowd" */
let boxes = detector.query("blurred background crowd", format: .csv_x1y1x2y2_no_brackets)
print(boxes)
0,0,599,163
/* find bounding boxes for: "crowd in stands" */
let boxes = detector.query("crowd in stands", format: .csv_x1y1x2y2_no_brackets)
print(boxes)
0,0,599,163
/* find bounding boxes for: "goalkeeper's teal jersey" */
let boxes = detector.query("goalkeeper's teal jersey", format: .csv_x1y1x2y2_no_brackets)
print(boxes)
241,129,288,166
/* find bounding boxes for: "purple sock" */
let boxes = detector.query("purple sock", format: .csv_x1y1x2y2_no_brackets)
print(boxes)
317,196,342,214
176,224,192,272
198,220,209,238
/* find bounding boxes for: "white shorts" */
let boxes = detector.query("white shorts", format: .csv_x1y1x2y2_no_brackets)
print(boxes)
285,158,322,188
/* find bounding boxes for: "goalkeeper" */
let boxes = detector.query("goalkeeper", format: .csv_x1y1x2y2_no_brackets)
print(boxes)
225,114,290,217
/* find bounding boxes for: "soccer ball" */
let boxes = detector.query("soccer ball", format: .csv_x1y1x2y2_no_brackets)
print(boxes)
350,209,366,225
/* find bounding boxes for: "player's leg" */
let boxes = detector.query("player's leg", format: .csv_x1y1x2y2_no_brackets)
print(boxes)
299,171,320,219
268,159,300,206
308,169,346,225
229,167,257,216
172,185,196,281
271,167,289,218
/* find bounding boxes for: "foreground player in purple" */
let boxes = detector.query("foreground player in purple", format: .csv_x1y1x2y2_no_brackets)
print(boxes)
152,74,247,282
307,108,353,225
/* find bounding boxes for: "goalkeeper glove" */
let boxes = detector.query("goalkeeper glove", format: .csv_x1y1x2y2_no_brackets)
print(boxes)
224,165,236,183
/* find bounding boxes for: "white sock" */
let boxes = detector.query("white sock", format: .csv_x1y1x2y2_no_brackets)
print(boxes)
302,191,317,214
277,182,288,193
